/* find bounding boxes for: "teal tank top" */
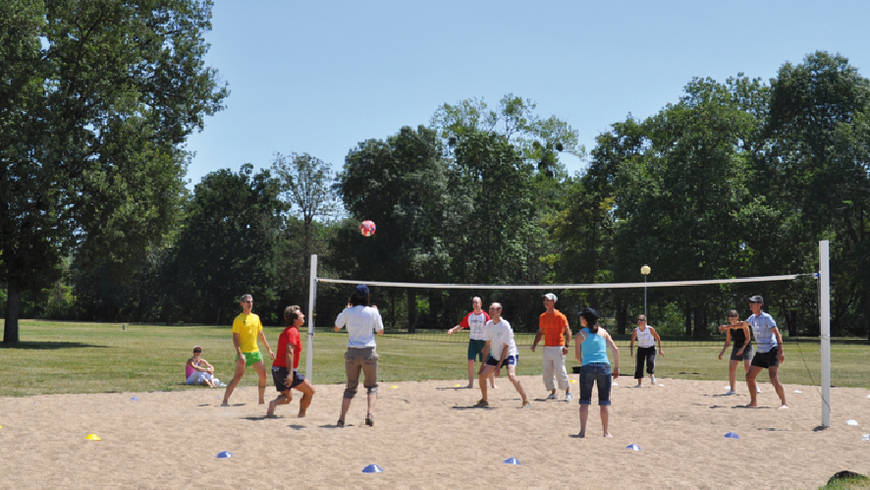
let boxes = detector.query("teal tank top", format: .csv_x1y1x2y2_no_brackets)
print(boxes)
580,327,610,366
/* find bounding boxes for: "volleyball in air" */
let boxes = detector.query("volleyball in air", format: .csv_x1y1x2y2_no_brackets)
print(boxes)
359,220,376,237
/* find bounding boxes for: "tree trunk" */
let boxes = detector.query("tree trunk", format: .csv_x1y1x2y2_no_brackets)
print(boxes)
407,290,416,333
693,305,707,338
3,277,21,344
615,299,627,336
684,303,692,337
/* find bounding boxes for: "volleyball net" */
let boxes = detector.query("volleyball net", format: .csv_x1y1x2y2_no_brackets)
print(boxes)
304,241,833,427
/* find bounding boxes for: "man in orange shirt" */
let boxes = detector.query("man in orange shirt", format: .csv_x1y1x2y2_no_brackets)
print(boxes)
531,293,573,401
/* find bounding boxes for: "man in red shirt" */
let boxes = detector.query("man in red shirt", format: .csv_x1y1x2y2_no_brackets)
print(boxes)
531,293,573,401
266,306,316,418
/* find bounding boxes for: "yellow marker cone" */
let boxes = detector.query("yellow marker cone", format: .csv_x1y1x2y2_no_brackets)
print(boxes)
390,385,398,389
570,379,577,384
85,433,101,441
453,384,461,387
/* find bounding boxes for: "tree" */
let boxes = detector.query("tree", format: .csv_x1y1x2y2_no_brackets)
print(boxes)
1,0,227,343
163,165,284,324
271,152,340,264
767,51,870,336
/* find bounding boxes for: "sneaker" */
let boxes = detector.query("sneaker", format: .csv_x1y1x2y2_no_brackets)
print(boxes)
336,419,345,427
365,413,374,426
473,399,488,408
725,390,737,396
756,386,762,393
565,392,574,402
650,375,656,385
545,392,557,400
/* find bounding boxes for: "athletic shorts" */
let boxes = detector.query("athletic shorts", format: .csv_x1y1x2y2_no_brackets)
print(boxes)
271,366,304,392
730,343,753,361
486,354,518,367
237,351,263,367
467,339,486,361
751,349,779,368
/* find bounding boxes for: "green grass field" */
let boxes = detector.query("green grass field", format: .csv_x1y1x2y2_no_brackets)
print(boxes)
1,320,868,396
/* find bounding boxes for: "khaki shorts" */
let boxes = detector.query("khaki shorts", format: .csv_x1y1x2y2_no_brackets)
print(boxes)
343,347,378,398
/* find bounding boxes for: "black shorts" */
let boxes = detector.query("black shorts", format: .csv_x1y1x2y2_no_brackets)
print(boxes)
271,366,305,392
751,349,779,368
730,343,753,361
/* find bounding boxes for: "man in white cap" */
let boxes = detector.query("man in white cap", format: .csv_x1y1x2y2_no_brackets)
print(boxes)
744,295,787,408
531,293,573,401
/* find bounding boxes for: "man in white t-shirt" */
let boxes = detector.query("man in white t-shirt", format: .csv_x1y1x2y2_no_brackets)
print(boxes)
334,284,384,427
474,303,529,408
447,296,495,389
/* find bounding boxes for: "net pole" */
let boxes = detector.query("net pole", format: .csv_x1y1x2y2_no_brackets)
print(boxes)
819,240,831,428
306,254,317,383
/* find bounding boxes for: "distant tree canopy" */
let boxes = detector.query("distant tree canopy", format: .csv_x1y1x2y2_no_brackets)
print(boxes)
3,49,869,341
1,0,227,343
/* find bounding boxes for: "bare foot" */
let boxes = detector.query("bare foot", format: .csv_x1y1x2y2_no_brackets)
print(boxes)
258,400,265,405
744,403,758,408
266,400,276,417
465,383,473,389
297,412,306,418
576,431,585,438
220,401,229,407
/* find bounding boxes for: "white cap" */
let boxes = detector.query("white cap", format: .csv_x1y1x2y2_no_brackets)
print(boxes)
543,293,557,302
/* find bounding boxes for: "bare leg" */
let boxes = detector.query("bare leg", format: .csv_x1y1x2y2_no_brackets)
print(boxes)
466,359,475,388
578,404,588,437
221,358,246,406
507,365,528,404
745,366,763,407
489,368,496,389
366,392,377,424
601,405,612,437
266,392,291,416
253,361,267,404
478,366,490,402
294,381,315,417
769,366,787,407
338,396,352,424
728,360,738,392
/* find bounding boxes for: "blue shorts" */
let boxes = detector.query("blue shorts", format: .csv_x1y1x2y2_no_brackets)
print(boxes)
486,354,518,367
467,339,486,361
271,366,305,392
579,362,612,406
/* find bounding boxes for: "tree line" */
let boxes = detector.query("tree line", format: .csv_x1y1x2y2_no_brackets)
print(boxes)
2,2,868,343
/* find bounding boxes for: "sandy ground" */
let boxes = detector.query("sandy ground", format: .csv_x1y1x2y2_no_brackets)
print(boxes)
1,376,869,489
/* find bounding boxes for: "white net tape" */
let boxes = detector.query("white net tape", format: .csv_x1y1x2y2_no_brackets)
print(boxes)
317,274,808,290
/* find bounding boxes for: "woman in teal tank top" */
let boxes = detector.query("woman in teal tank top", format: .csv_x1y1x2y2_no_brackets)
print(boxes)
574,307,620,438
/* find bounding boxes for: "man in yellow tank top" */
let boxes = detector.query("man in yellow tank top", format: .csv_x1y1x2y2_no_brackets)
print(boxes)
221,294,275,406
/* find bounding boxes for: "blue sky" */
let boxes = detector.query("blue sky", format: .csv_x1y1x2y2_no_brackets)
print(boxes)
184,0,870,187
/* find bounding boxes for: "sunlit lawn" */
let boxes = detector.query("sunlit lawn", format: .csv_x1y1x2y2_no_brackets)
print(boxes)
0,320,867,396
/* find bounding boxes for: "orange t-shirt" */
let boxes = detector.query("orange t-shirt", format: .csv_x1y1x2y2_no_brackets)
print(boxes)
539,309,569,346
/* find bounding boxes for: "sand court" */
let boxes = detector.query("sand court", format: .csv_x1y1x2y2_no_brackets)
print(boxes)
1,376,869,489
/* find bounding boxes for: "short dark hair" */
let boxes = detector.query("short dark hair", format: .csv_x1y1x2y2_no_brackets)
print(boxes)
283,305,301,325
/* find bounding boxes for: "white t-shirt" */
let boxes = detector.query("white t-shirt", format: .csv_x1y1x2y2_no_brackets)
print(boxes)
486,318,518,360
335,305,384,348
465,311,489,340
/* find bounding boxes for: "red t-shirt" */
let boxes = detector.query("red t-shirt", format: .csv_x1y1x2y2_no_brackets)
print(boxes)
274,326,302,369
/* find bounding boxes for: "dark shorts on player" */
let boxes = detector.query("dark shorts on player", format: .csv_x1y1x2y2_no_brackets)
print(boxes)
486,354,518,367
730,343,754,361
751,348,779,368
467,339,486,361
272,366,305,392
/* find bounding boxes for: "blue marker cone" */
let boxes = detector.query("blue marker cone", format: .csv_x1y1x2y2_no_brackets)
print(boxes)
724,432,739,439
503,457,521,465
362,464,383,473
217,451,232,458
625,443,641,451
130,396,139,401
